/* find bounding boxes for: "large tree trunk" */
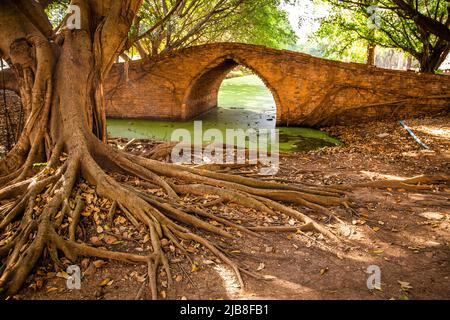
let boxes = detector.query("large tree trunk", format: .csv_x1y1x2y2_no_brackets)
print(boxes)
418,38,450,73
0,0,159,295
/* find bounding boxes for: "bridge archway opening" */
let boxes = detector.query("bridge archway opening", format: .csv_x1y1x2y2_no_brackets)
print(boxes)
182,57,280,129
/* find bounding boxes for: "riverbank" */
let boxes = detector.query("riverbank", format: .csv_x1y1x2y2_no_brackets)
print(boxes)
13,113,449,300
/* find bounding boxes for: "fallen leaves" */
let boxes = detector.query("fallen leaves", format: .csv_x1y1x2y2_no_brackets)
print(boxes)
103,234,118,244
320,267,329,275
398,280,413,291
256,262,265,271
160,238,169,247
56,271,69,280
114,216,127,225
408,246,421,254
29,279,44,290
46,287,58,293
142,234,151,243
419,211,444,220
135,274,146,283
99,278,114,287
191,262,199,273
81,210,91,217
90,236,102,245
264,246,273,253
186,246,198,254
93,260,107,269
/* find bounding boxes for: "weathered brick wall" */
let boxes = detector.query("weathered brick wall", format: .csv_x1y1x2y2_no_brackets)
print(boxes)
105,43,450,126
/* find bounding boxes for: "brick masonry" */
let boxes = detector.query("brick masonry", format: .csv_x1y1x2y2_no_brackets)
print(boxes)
105,43,450,126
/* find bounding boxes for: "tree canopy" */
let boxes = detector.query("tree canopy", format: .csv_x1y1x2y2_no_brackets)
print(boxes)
45,0,298,58
307,0,450,72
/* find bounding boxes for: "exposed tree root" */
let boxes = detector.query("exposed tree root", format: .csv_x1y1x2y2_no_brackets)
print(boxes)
3,134,447,299
0,133,354,298
334,174,450,190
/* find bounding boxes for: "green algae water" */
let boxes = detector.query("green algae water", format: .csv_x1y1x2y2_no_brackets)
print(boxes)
107,75,340,152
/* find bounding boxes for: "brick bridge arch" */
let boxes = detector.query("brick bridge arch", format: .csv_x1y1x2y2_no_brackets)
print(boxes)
105,43,450,126
180,55,282,121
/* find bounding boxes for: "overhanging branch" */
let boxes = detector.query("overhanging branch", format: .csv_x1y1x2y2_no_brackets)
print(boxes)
392,0,450,41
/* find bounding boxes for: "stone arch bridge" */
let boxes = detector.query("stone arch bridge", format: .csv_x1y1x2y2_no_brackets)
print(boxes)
105,43,449,126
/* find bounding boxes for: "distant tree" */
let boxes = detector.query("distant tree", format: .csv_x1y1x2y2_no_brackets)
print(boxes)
310,0,450,72
212,0,298,49
305,7,372,63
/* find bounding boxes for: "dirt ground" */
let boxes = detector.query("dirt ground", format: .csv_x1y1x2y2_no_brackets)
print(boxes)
4,113,450,300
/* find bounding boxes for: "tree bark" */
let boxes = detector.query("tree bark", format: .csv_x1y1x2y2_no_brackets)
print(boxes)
418,43,450,73
392,0,450,42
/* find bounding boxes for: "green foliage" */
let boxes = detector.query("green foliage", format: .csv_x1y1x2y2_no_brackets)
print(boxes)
308,0,450,72
221,1,298,49
133,0,297,56
44,0,297,56
45,0,69,28
305,6,370,62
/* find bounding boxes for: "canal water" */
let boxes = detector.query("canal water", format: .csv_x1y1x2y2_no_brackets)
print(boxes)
107,75,340,152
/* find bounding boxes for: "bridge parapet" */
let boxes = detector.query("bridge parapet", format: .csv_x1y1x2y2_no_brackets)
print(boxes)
105,43,450,126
